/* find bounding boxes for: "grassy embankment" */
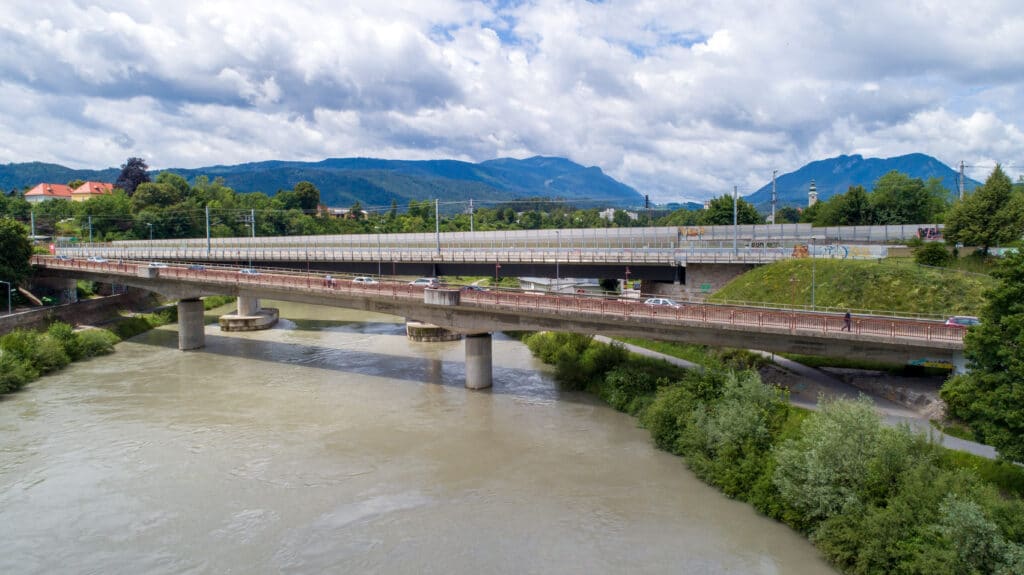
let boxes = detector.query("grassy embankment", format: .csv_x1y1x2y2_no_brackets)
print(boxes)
1,295,236,395
523,332,1024,574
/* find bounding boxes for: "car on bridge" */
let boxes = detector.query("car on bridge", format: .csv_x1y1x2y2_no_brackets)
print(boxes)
945,315,980,327
86,256,108,263
409,277,441,289
187,264,206,271
239,268,260,275
644,297,682,309
460,285,488,292
148,262,169,268
352,276,378,285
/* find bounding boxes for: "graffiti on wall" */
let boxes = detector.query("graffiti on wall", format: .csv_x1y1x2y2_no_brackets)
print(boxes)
917,227,942,240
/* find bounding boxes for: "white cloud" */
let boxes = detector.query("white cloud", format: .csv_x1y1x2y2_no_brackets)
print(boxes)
0,0,1022,199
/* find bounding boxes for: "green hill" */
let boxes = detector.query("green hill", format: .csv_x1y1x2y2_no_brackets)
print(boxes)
708,259,993,317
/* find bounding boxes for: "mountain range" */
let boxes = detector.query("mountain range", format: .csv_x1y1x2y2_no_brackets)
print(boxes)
745,153,980,210
0,156,644,210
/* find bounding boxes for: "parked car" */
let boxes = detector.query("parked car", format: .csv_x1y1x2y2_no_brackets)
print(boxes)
460,285,488,292
644,297,681,308
55,255,71,261
187,264,207,271
239,268,260,275
148,262,169,268
409,277,441,288
945,315,980,327
352,276,378,284
86,256,108,263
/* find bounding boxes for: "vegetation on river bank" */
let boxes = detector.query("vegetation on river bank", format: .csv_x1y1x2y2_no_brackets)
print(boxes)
709,257,993,317
524,331,1024,574
1,295,235,395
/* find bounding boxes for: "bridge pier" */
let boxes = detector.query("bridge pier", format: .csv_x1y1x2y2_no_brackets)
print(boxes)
952,350,968,375
237,295,260,316
177,298,205,350
465,333,493,390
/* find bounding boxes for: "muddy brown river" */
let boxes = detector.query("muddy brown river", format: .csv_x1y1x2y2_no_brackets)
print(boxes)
0,301,832,574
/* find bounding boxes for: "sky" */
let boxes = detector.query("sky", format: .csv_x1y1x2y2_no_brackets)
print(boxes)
1,0,1022,203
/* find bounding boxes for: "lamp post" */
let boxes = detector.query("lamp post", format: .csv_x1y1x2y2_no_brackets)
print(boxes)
732,185,738,256
0,280,11,315
495,263,501,285
375,225,382,278
147,222,153,240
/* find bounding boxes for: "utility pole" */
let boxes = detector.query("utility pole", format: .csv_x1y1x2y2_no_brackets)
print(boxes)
771,169,777,224
205,205,211,255
88,215,93,243
732,185,738,256
250,208,256,238
30,210,35,238
959,160,966,200
435,199,440,254
469,198,474,233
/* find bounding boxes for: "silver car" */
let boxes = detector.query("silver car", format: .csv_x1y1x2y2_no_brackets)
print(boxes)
644,297,681,308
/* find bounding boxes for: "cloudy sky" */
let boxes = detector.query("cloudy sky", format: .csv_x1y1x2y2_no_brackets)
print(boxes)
1,0,1022,202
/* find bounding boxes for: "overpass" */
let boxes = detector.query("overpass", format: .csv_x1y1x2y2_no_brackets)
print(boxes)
33,256,967,389
54,224,900,294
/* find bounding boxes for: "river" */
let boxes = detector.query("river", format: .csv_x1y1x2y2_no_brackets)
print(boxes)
0,301,833,574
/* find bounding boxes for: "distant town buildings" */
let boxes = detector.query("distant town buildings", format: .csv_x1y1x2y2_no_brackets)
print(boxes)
598,208,638,221
24,181,114,203
316,205,367,219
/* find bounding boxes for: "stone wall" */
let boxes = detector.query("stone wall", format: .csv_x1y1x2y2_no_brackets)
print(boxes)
684,263,757,299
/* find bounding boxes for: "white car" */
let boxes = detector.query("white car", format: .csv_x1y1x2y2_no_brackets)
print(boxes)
352,276,378,284
644,297,681,308
239,268,260,275
86,256,108,263
148,262,169,268
409,277,441,288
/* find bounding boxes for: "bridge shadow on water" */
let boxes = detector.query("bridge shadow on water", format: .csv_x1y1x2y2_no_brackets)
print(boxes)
134,319,577,403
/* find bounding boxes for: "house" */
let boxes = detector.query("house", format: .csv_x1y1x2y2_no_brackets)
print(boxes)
598,208,638,222
24,183,74,202
317,205,367,219
71,181,115,202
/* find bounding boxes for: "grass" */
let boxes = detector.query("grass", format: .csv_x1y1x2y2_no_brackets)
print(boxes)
938,449,1024,498
930,418,976,442
709,258,994,317
616,337,715,365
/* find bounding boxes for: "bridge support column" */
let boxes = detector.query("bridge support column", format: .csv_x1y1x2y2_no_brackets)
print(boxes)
177,298,205,351
465,333,493,390
237,295,260,316
952,350,968,375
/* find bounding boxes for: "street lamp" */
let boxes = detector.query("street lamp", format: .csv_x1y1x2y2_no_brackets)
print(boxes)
375,226,382,278
147,222,153,240
0,280,11,315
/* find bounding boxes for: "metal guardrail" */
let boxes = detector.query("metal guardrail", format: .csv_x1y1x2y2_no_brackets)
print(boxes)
33,256,966,346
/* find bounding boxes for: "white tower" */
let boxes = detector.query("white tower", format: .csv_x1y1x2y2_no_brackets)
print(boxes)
808,179,818,207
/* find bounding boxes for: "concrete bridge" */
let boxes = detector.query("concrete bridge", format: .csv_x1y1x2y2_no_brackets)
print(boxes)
34,256,967,389
55,225,899,295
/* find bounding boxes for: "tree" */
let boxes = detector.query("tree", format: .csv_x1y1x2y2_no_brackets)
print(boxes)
0,217,33,286
699,194,763,226
293,181,321,212
941,250,1024,462
943,165,1024,254
114,157,151,196
775,206,801,224
870,171,936,224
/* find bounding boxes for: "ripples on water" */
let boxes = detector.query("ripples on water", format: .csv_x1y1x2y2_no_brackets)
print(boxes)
0,301,832,574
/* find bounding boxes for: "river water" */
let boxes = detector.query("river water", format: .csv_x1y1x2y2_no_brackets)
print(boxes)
0,301,832,574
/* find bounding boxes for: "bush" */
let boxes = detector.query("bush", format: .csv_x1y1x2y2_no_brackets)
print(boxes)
915,242,954,267
47,321,83,361
33,335,70,374
78,329,119,358
0,353,36,393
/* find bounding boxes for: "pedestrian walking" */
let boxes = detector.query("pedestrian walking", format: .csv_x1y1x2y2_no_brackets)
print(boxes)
843,310,852,331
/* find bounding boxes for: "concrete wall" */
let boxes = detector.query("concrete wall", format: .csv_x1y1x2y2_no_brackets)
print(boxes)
0,290,156,335
684,263,757,297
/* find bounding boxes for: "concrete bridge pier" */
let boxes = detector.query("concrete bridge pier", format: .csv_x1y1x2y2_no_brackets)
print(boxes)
237,295,260,316
177,298,205,350
465,333,493,390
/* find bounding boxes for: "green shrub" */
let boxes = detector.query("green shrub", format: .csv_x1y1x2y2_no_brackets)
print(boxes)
202,295,236,310
77,329,119,358
47,321,83,361
33,335,70,374
0,353,36,393
915,242,954,267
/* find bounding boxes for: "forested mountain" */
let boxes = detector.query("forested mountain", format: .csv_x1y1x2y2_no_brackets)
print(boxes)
745,153,980,209
1,156,644,209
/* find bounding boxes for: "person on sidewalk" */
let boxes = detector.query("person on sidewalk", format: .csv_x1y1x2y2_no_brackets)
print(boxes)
843,310,852,331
